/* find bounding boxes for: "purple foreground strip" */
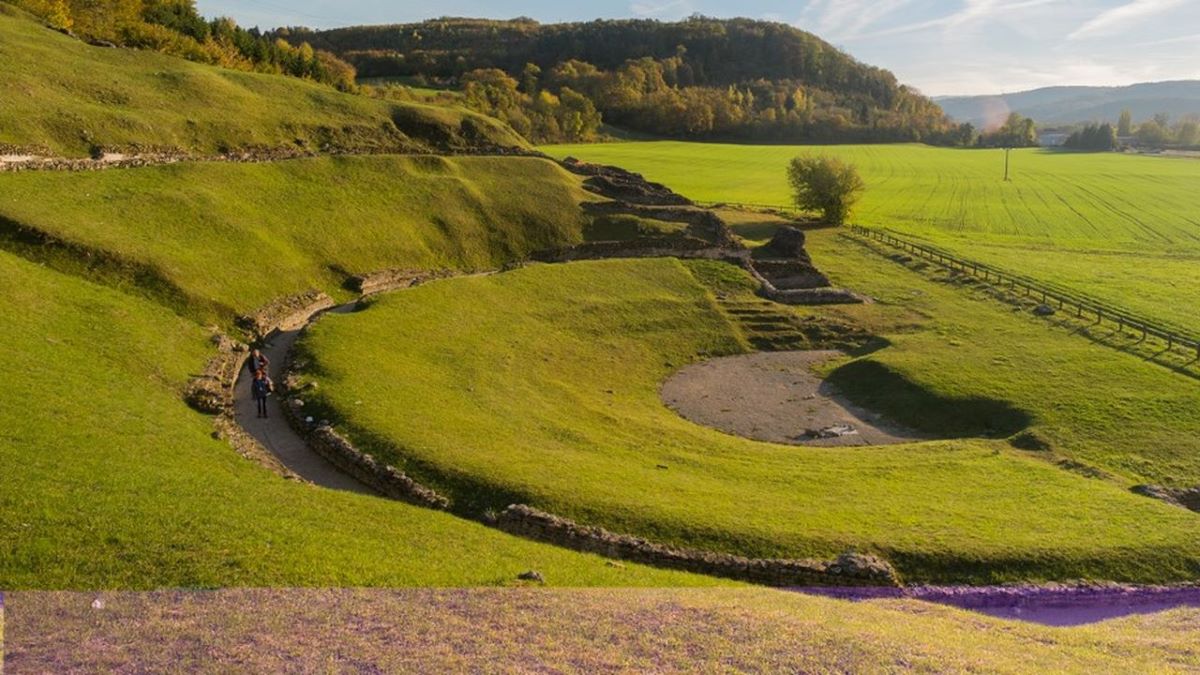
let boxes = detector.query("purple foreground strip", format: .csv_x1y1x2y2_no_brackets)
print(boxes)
794,585,1200,627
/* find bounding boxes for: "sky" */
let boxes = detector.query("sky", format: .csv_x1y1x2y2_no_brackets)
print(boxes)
194,0,1200,96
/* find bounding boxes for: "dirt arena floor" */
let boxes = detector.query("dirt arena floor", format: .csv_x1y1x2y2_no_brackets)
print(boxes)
661,351,926,447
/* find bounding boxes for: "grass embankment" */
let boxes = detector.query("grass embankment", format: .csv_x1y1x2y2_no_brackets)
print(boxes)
542,141,1200,332
294,255,1200,584
0,248,719,590
10,589,1200,672
0,4,525,155
0,155,588,320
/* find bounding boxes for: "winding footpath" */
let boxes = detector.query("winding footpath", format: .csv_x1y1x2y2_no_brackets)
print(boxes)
233,302,373,495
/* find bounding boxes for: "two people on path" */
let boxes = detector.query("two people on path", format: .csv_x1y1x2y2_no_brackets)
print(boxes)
247,348,273,419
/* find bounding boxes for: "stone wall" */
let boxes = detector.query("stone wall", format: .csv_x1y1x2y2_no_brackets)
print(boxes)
581,201,739,248
0,146,547,173
751,260,832,290
184,334,249,415
351,268,456,296
531,238,748,264
281,398,450,510
494,505,900,587
561,158,691,206
236,290,335,341
1133,485,1200,513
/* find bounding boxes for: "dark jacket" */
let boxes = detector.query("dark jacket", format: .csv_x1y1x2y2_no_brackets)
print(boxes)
251,378,271,400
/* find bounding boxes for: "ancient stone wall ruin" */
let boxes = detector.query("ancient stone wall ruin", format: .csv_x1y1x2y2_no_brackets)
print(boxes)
494,504,900,587
350,268,456,296
236,290,335,341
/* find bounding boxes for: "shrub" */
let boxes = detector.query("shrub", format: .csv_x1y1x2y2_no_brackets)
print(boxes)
786,155,865,225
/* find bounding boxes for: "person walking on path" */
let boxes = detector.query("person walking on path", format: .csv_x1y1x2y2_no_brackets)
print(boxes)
246,348,270,378
251,369,272,418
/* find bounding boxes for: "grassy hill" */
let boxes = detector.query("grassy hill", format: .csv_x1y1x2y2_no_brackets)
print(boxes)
0,155,589,321
543,141,1200,333
0,246,718,590
293,255,1200,584
0,4,527,156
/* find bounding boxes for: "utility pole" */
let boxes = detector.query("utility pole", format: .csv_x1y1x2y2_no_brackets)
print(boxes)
1003,147,1012,182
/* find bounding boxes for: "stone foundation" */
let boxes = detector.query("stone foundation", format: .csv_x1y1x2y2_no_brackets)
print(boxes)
351,268,456,296
1133,485,1200,513
494,504,900,587
532,238,748,264
561,158,691,206
236,290,335,341
184,334,249,414
281,399,450,510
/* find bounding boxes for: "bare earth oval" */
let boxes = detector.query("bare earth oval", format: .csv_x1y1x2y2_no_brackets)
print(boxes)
661,351,926,447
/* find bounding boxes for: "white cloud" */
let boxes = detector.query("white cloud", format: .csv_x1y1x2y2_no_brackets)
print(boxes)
797,0,916,40
1068,0,1187,40
846,0,1061,41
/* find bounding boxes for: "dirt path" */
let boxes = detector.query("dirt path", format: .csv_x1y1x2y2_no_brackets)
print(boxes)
661,351,925,447
234,303,373,495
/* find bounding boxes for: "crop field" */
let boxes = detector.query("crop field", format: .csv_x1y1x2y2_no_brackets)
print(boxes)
293,251,1200,584
543,141,1200,332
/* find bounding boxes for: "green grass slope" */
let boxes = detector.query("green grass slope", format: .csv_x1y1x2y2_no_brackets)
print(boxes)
543,141,1200,332
10,589,1200,672
0,248,718,590
0,155,588,320
294,256,1200,584
0,4,526,156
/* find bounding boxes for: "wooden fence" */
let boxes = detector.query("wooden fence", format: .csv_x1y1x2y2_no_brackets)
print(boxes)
850,225,1200,359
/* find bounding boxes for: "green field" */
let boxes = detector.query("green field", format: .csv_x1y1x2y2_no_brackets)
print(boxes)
0,4,523,156
543,141,1200,332
293,250,1200,584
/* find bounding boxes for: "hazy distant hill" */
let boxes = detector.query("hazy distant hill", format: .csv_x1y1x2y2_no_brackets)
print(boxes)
937,81,1200,128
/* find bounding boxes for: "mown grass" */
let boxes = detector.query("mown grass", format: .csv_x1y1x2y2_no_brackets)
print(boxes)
542,141,1200,331
10,589,1200,672
0,4,525,155
0,155,588,320
295,255,1200,584
0,248,721,590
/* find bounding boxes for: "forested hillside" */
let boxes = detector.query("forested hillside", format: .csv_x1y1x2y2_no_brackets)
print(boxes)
291,17,963,144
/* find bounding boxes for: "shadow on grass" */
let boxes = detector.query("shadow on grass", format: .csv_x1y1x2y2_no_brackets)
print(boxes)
824,359,1032,438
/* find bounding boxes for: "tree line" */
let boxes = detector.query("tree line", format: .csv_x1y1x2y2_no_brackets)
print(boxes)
11,0,357,90
290,16,966,145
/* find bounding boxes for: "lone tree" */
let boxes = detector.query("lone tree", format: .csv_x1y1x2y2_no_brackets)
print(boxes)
786,155,865,225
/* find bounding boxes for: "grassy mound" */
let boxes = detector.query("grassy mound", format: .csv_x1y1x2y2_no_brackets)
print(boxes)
11,589,1200,671
293,255,1200,584
543,141,1200,332
0,155,588,320
0,4,527,156
0,248,718,590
